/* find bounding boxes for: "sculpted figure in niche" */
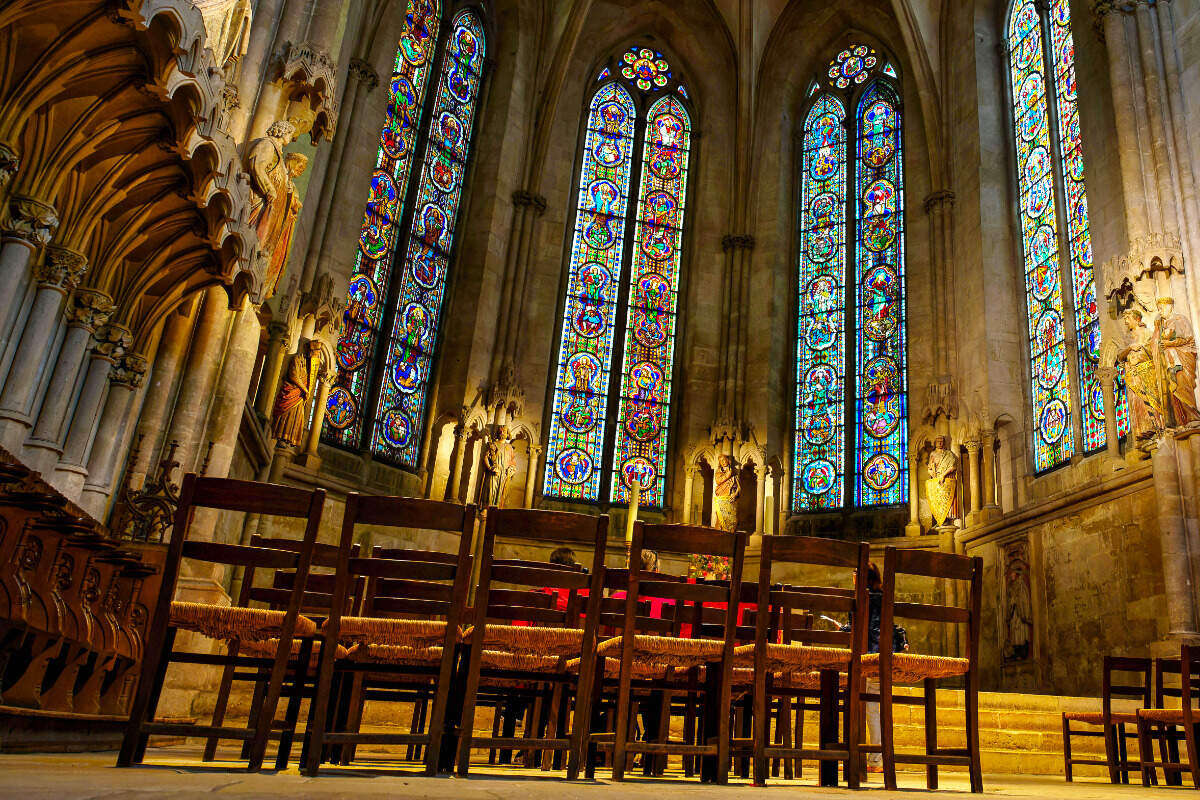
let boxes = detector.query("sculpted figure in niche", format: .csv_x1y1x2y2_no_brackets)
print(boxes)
1118,308,1166,439
925,435,959,527
245,120,308,300
690,454,738,581
480,432,515,508
1003,540,1033,662
1154,296,1200,428
272,340,323,447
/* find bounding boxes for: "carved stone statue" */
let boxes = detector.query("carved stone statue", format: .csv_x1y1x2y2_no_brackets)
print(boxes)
1003,540,1033,662
480,431,516,508
271,339,323,447
245,120,308,300
1154,296,1200,428
1118,308,1166,439
925,435,959,527
689,454,738,581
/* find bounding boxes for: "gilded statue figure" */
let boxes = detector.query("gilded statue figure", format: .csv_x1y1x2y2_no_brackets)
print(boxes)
1153,296,1200,428
925,435,959,527
245,120,308,299
1118,308,1166,439
271,340,323,447
689,454,738,581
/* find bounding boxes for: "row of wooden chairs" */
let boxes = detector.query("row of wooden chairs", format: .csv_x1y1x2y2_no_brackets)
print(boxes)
116,473,983,791
1064,649,1200,788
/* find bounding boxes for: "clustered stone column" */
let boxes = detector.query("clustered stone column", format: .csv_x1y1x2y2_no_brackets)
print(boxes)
79,352,148,518
0,196,57,364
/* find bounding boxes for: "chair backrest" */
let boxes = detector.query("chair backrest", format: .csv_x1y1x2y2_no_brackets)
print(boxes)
599,567,677,635
152,473,326,651
1159,647,1200,724
324,494,477,650
756,535,870,659
1102,656,1151,719
247,537,363,617
624,521,748,649
879,546,982,672
470,507,609,647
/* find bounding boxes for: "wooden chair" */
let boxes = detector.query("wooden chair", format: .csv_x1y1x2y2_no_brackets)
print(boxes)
1061,656,1150,783
117,474,326,771
746,535,870,787
302,493,477,776
1137,644,1200,787
590,520,747,784
872,546,983,792
454,507,609,779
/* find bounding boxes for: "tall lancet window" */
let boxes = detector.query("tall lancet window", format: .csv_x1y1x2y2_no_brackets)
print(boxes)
324,4,487,468
543,47,693,507
792,44,908,512
1006,0,1123,471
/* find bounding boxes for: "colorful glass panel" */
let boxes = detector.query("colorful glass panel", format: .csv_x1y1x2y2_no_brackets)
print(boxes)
325,0,441,448
621,47,671,92
370,10,485,466
1049,0,1105,452
828,44,879,89
793,94,847,512
542,83,637,501
1008,0,1074,470
611,95,691,505
854,82,907,507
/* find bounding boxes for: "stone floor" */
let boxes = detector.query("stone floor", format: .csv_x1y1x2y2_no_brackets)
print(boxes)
0,746,1185,799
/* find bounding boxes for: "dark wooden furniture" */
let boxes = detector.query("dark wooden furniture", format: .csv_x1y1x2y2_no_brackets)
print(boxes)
871,546,983,792
454,507,609,779
589,521,747,784
302,493,477,776
117,474,325,771
1137,644,1200,787
1061,656,1151,782
746,534,869,787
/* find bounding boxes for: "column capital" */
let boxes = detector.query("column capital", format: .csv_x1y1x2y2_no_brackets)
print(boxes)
721,234,755,251
92,323,132,362
66,289,115,331
347,57,380,91
964,439,981,453
35,246,87,291
512,189,547,214
923,190,956,214
1091,0,1159,19
110,353,148,388
0,143,17,190
3,196,58,248
266,319,290,342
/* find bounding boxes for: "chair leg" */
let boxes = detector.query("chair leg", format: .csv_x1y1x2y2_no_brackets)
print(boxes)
422,643,460,776
611,661,635,781
117,626,176,767
246,633,303,771
880,669,897,791
204,642,241,762
274,638,313,770
752,674,768,785
571,655,604,781
1117,722,1130,783
1102,721,1120,784
714,662,733,785
1185,719,1200,789
964,669,983,794
454,642,486,777
923,677,938,790
1061,716,1073,781
1138,719,1156,786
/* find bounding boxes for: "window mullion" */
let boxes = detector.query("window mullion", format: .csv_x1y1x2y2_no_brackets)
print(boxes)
842,108,858,511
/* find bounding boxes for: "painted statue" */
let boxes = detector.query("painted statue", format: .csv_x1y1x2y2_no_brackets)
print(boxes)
1118,308,1166,439
924,435,959,527
689,455,738,581
245,120,308,300
1154,296,1200,428
271,340,323,447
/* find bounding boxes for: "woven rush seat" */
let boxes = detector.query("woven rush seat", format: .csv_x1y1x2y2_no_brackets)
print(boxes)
478,649,564,672
464,624,585,657
170,601,317,642
238,637,351,663
732,642,851,671
595,635,727,670
1063,710,1140,725
1138,708,1193,723
566,656,673,680
327,616,449,648
348,643,443,665
861,652,970,684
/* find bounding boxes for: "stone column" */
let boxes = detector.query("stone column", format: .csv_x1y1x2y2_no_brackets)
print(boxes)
446,425,468,502
125,305,195,490
1098,366,1121,462
254,320,290,420
199,300,263,481
905,450,922,537
981,427,999,512
523,444,541,509
163,287,232,473
682,465,696,525
23,289,114,473
79,354,148,520
0,247,86,450
1152,436,1200,640
296,368,332,470
754,464,767,533
52,324,129,498
965,439,982,521
0,197,57,372
230,0,288,139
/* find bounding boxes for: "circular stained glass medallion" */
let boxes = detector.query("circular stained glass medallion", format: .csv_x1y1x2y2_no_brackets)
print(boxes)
1034,350,1064,390
380,407,412,448
805,313,839,351
621,47,671,92
805,275,837,314
555,448,593,485
827,44,879,89
621,457,657,491
802,411,834,445
624,402,661,442
325,387,356,430
1030,224,1056,265
1090,379,1105,421
1039,397,1069,444
1030,260,1057,301
863,453,901,492
802,459,837,495
1024,176,1052,220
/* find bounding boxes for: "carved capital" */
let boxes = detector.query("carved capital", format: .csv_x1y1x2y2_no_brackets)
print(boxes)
348,57,380,90
1103,231,1185,309
266,320,290,344
512,189,547,214
488,359,526,419
721,234,755,252
3,196,58,247
0,143,17,190
35,246,88,291
299,272,344,335
110,353,148,388
923,190,956,214
92,323,133,362
67,289,115,331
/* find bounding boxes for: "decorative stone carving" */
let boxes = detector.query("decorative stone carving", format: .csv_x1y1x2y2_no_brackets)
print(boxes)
487,359,526,421
925,435,959,527
348,57,380,91
4,196,58,247
721,234,755,251
299,272,344,335
195,0,252,74
271,339,323,446
712,453,740,532
1003,539,1033,663
922,380,958,423
244,120,307,300
111,354,148,388
34,247,88,291
480,429,517,507
511,189,547,214
923,189,956,213
66,290,115,331
1117,307,1166,439
0,143,18,189
1103,232,1185,307
274,41,339,142
93,324,133,362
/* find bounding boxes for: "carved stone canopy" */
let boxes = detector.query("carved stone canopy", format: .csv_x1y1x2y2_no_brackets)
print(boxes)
1103,232,1185,308
3,195,58,247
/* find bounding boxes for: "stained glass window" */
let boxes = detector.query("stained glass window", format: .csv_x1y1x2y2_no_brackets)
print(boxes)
1006,0,1117,470
792,45,906,513
544,48,691,507
325,4,487,470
